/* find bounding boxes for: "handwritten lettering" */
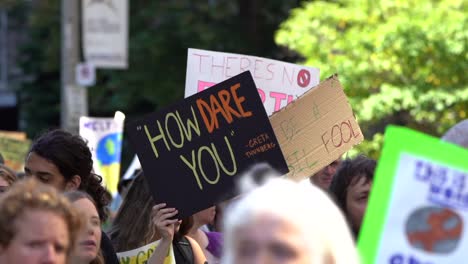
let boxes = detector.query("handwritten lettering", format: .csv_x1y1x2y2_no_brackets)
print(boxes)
280,118,296,142
144,107,201,158
321,118,360,154
192,53,310,87
245,142,276,158
286,149,317,177
197,81,297,111
180,136,237,190
197,83,252,133
246,133,270,148
83,120,118,131
414,159,468,209
389,253,433,264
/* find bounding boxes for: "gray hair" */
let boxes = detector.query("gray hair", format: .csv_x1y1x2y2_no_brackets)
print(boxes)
222,166,360,264
442,119,468,149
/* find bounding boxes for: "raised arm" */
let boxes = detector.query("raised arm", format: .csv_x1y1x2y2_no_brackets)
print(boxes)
148,203,179,264
186,236,208,264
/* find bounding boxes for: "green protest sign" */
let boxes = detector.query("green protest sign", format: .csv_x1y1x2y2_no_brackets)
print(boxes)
358,126,468,264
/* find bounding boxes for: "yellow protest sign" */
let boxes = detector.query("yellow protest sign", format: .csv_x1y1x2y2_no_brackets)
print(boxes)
117,240,175,264
0,135,31,172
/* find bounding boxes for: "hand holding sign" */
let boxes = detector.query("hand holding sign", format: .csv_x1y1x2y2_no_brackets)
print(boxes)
152,203,179,240
127,71,288,218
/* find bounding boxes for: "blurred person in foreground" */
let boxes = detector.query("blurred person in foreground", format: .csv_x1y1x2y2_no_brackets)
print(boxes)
222,165,360,264
0,164,17,194
309,159,341,190
65,191,105,264
442,119,468,149
329,155,376,238
0,178,81,264
24,129,118,264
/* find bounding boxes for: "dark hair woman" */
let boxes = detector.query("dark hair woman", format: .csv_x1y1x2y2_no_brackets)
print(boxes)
329,154,376,238
25,129,118,264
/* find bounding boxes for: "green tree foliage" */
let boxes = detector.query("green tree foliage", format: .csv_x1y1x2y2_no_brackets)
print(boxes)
276,0,468,158
18,1,62,136
15,0,302,139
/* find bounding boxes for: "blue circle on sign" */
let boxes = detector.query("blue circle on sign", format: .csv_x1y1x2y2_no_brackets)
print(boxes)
96,133,122,165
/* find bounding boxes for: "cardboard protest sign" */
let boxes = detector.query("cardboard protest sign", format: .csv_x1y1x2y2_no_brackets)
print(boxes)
185,48,320,116
269,75,363,181
0,135,31,172
117,240,175,264
127,71,288,218
359,126,468,264
79,112,125,196
0,130,27,140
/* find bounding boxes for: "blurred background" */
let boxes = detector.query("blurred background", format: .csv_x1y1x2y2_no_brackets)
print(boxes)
0,0,466,169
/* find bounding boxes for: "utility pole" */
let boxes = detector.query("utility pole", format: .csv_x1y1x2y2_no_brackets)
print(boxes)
61,0,87,134
0,9,7,91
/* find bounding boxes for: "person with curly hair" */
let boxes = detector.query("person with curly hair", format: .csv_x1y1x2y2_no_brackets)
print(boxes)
0,178,82,264
24,129,118,264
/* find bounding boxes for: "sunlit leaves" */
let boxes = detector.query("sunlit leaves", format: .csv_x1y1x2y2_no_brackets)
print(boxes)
276,0,467,158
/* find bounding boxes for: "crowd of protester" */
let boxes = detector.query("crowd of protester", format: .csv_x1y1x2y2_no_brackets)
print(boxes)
0,119,466,263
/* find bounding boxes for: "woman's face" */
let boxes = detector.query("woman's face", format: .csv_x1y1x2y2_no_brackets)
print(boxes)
72,198,102,263
346,176,372,234
0,210,70,264
231,213,311,264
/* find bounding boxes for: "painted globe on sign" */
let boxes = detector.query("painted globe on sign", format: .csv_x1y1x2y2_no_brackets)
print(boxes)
96,133,123,166
405,206,463,254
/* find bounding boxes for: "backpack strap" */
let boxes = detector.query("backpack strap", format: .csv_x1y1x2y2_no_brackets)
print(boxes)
173,236,194,263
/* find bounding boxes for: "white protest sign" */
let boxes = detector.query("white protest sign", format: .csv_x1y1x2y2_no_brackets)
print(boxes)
185,48,319,116
79,111,125,196
82,0,128,68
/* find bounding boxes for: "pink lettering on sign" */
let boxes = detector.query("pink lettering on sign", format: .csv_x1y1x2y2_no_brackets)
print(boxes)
282,67,295,86
270,92,287,112
197,81,216,92
321,118,361,154
254,59,264,79
257,88,266,103
196,81,296,111
211,56,226,76
225,56,238,78
240,57,251,72
266,63,275,80
193,53,210,73
191,52,315,88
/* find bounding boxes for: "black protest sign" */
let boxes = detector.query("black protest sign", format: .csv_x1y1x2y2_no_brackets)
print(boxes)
126,71,288,218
